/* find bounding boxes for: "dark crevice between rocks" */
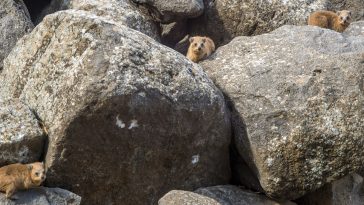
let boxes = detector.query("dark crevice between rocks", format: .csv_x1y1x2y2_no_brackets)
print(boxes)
29,108,49,163
23,0,52,23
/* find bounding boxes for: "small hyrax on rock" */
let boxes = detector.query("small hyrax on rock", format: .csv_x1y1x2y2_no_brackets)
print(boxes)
187,36,215,63
308,10,352,32
0,162,46,199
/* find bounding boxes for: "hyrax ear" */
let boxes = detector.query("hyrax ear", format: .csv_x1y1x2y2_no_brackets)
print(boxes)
27,165,33,170
202,38,206,43
189,37,194,43
348,11,352,16
336,11,341,15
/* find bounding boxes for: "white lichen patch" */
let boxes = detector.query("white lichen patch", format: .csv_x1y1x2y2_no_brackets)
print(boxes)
128,120,139,129
191,154,200,164
115,115,125,128
267,157,274,167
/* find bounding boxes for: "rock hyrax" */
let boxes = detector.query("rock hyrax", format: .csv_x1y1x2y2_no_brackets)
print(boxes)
308,10,352,32
0,162,46,199
187,36,215,63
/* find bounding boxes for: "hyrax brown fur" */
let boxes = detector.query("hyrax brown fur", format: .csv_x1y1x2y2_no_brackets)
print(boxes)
0,162,46,199
187,36,215,63
308,10,352,32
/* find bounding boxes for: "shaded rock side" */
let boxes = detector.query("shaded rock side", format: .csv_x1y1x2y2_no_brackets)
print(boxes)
0,0,33,70
0,187,81,205
296,173,364,205
187,0,328,46
0,99,44,167
132,0,204,23
200,25,364,199
159,190,220,205
195,185,296,205
0,10,231,205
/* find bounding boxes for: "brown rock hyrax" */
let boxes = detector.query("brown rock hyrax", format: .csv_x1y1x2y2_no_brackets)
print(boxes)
0,162,46,199
308,10,352,32
187,36,215,63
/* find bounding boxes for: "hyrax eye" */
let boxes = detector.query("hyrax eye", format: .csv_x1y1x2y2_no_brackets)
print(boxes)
194,43,197,46
35,172,39,176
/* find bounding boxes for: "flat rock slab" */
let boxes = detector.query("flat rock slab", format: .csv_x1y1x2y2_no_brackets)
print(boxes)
0,99,44,166
0,10,231,205
0,187,81,205
200,25,364,199
159,190,220,205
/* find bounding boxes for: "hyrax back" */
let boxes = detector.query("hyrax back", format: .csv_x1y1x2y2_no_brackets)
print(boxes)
308,10,352,32
0,162,45,199
187,36,215,63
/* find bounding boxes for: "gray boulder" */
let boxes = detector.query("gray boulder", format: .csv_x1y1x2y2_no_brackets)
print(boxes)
0,99,44,166
0,187,81,205
159,190,220,205
195,185,296,205
0,0,33,70
0,10,231,205
296,173,364,205
200,25,364,199
344,21,364,37
132,0,204,23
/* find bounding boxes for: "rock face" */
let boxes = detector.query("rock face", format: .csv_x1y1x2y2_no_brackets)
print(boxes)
200,26,364,199
187,0,328,46
296,173,364,205
159,190,220,205
327,0,364,22
195,185,296,205
0,187,81,205
0,10,231,205
0,0,33,70
0,99,44,166
344,21,364,37
132,0,204,23
34,0,160,40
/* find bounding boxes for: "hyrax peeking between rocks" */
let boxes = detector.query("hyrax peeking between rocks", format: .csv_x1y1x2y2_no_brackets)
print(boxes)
0,162,46,199
308,10,352,32
187,36,215,63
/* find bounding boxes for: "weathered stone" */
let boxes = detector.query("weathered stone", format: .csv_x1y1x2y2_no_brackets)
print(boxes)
159,190,220,205
0,0,33,70
174,35,190,55
296,173,364,205
0,187,81,205
200,25,364,199
344,21,364,37
33,0,160,40
187,0,328,46
195,185,296,205
161,21,187,48
0,10,231,205
0,99,44,167
132,0,204,23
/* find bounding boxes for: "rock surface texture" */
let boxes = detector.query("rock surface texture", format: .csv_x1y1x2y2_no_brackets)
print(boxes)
0,0,33,70
344,21,364,37
296,173,364,205
0,10,231,205
132,0,204,23
200,25,364,199
0,99,44,166
0,187,81,205
195,185,296,205
159,190,220,205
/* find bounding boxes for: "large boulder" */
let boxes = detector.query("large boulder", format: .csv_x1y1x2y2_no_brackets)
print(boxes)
0,187,81,205
344,21,364,37
200,25,364,199
159,190,220,205
0,0,33,70
0,10,231,205
195,185,296,205
296,173,364,205
131,0,204,23
0,99,44,166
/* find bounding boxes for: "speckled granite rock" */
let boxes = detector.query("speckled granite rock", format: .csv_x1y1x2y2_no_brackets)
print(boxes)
159,190,220,205
0,99,44,166
0,0,33,70
200,25,364,199
0,10,231,205
344,21,364,37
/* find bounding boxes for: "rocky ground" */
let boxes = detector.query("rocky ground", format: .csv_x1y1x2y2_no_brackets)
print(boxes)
0,0,363,205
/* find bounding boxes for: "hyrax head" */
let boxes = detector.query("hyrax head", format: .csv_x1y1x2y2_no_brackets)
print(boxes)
189,36,207,54
27,162,46,186
337,10,352,26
